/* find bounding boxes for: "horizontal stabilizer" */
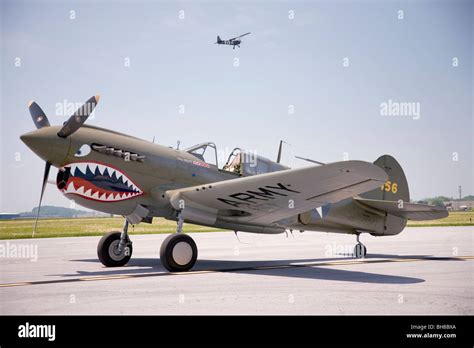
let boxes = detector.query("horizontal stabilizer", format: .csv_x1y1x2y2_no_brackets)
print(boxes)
355,198,448,221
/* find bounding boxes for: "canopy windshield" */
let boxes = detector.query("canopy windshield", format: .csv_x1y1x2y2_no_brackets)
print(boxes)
186,142,218,166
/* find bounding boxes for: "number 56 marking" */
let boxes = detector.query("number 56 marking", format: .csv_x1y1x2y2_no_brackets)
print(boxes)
380,181,398,193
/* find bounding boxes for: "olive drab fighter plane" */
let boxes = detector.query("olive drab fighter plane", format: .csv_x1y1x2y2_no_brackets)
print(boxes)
215,32,250,49
20,96,448,272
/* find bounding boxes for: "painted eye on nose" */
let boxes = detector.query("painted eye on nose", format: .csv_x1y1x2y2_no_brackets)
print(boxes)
74,144,91,157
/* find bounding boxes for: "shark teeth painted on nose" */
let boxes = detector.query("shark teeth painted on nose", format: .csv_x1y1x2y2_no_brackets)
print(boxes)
60,162,143,202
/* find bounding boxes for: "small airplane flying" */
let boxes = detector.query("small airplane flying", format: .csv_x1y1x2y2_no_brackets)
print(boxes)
215,32,250,49
21,96,448,272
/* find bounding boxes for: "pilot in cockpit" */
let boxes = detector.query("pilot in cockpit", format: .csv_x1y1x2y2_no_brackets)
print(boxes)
223,152,241,175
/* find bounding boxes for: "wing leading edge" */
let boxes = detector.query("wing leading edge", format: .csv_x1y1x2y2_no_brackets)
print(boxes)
229,32,251,40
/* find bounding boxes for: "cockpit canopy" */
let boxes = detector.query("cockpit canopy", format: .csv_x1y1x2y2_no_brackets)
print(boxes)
224,148,289,176
185,142,218,166
186,142,288,176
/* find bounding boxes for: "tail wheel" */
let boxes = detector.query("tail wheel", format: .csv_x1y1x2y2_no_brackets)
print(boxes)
160,233,198,272
354,243,367,259
97,231,132,267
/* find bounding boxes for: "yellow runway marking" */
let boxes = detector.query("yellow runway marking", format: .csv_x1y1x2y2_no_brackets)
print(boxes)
0,282,30,288
80,275,132,281
390,258,426,263
315,260,368,266
172,270,215,275
0,255,472,288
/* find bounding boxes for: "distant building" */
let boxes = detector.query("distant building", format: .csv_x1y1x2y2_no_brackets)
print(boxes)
0,213,21,220
444,200,474,211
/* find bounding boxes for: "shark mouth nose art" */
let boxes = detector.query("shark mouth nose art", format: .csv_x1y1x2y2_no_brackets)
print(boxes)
56,162,143,202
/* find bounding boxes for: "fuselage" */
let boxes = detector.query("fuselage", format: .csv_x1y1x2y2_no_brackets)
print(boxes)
218,39,241,46
20,125,405,236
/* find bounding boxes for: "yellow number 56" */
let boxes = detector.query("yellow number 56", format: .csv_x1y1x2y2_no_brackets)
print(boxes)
381,181,398,193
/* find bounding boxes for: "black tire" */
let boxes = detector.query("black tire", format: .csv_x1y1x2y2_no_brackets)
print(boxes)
354,243,367,259
160,233,198,272
97,231,132,267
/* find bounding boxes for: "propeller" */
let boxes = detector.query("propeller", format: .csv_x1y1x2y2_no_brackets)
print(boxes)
27,95,100,236
27,100,53,236
32,161,51,237
57,95,100,138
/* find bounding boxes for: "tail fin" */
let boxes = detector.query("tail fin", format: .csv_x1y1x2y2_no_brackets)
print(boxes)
217,36,222,43
359,154,409,203
356,155,447,229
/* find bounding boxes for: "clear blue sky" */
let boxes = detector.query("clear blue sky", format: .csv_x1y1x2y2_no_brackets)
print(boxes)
1,0,472,212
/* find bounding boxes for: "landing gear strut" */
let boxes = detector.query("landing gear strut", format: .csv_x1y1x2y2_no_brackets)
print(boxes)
160,211,198,272
97,219,133,267
354,233,367,259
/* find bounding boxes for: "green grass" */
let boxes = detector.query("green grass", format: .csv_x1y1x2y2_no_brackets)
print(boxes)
0,217,224,240
407,211,474,227
1,211,472,240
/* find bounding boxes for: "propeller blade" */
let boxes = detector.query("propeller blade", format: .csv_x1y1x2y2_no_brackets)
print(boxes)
57,95,100,138
32,161,51,237
28,101,50,129
295,155,326,166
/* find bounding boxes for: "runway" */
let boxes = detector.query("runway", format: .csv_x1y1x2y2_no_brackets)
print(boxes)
1,226,473,314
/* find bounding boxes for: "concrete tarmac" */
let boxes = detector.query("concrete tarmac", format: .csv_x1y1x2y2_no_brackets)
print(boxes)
0,226,472,315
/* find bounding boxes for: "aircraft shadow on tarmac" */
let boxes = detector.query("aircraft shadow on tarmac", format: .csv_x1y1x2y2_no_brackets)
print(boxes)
54,254,448,284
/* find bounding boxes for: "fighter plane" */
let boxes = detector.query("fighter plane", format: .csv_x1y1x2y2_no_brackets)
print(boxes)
20,96,448,272
215,32,250,49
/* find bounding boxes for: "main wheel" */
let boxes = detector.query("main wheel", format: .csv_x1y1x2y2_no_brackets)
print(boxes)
160,233,198,272
97,231,133,267
354,243,367,259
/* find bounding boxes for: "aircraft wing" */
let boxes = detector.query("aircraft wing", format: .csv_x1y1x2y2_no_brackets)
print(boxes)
355,198,449,221
229,32,251,40
166,161,387,226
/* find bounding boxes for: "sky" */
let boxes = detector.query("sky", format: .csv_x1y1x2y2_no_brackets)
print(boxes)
1,0,472,213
